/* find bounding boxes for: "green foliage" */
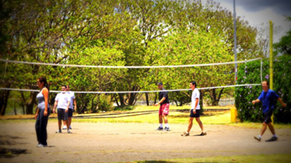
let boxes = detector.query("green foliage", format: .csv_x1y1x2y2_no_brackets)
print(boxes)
235,55,291,123
1,0,264,114
274,16,291,56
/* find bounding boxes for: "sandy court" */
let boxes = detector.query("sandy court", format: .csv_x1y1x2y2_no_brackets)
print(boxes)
0,121,291,163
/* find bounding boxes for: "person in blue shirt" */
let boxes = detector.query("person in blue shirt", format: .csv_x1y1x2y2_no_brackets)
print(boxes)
252,81,286,142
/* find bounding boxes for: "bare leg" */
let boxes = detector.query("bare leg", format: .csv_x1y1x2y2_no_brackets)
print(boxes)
159,115,163,124
68,117,72,127
58,120,62,130
65,120,69,131
260,122,268,136
63,120,66,127
187,118,194,133
162,115,168,124
195,118,204,133
267,123,276,135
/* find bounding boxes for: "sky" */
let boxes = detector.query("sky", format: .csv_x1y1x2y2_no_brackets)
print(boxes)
203,0,291,42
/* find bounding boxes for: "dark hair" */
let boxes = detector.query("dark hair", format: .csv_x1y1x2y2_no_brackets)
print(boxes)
157,82,163,86
190,81,197,87
38,77,49,91
62,85,67,88
263,81,269,86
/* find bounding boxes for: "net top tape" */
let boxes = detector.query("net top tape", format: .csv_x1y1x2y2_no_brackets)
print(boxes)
0,58,262,69
0,84,260,94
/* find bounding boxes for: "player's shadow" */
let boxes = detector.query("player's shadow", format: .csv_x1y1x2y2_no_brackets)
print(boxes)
193,134,207,136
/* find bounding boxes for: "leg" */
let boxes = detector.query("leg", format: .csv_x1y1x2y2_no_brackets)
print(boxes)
35,113,41,144
260,122,268,136
195,117,204,133
187,118,194,133
162,115,168,124
68,117,72,127
63,120,66,127
267,122,276,135
58,120,62,130
40,110,49,146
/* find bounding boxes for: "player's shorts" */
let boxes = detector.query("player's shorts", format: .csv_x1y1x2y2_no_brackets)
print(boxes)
263,110,273,124
57,109,68,121
159,103,170,116
68,108,73,117
190,109,200,118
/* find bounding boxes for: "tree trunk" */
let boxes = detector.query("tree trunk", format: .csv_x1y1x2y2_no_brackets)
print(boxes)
200,90,204,111
0,90,10,115
113,94,120,107
154,93,157,104
145,93,149,106
26,92,37,114
118,93,125,107
14,107,17,115
210,88,224,106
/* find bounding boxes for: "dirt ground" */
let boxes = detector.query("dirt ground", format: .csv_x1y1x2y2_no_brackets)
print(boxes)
0,121,291,163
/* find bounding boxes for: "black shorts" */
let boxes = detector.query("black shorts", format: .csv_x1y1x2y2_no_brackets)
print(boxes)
57,109,68,121
190,109,200,118
68,109,73,117
263,110,273,124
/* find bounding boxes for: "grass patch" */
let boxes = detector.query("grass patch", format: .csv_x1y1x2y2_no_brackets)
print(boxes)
113,105,135,111
131,154,291,163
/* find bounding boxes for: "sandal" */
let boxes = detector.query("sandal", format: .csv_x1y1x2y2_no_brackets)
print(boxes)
181,131,190,136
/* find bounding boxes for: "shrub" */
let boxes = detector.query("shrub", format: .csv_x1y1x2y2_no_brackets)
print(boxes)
235,55,291,123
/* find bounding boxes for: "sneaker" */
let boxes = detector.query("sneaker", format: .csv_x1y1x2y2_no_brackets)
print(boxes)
164,127,170,131
266,136,278,142
67,130,72,134
63,125,67,130
156,127,163,131
69,126,72,129
181,131,190,136
200,132,207,136
55,130,62,133
254,136,261,141
37,144,47,147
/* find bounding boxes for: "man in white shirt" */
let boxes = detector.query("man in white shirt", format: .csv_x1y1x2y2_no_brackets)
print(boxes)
181,81,206,136
63,85,77,130
53,85,71,133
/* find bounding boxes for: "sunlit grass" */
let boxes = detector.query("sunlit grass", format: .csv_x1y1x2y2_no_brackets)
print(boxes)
130,154,291,163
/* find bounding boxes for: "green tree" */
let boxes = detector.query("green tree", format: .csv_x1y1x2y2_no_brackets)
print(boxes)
274,17,291,56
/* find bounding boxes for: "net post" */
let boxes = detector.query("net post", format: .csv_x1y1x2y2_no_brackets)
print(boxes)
233,0,237,83
260,58,263,83
269,21,274,124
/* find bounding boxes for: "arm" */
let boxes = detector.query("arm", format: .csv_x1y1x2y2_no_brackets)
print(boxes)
42,88,49,116
252,99,260,105
53,101,58,113
193,98,199,113
278,98,287,107
66,101,71,113
35,108,39,119
155,97,166,106
73,99,77,111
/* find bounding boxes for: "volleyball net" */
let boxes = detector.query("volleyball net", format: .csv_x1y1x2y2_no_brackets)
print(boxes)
0,58,263,94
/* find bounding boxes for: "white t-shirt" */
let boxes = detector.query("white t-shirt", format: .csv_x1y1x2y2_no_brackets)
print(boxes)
55,92,70,110
191,88,200,110
67,91,75,109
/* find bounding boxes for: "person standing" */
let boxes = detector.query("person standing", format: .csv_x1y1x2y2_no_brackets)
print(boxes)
53,85,71,133
63,85,77,130
35,77,50,147
181,81,206,136
252,81,286,142
154,82,170,131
